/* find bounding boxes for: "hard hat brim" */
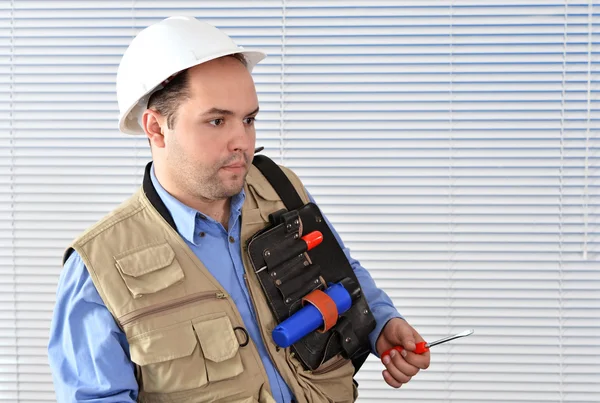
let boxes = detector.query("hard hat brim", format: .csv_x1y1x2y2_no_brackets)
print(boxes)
118,48,267,136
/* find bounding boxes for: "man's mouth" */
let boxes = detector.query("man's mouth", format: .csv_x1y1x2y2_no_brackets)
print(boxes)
224,162,245,168
222,162,247,173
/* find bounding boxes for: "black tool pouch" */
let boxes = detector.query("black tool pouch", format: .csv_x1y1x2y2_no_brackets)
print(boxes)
247,155,376,371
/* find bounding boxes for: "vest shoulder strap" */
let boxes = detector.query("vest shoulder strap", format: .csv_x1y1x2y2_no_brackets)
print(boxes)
251,155,304,211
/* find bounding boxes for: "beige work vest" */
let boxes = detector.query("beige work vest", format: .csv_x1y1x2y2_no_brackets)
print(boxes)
66,163,358,403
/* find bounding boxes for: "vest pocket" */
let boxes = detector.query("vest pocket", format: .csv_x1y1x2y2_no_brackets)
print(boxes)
115,242,184,298
220,384,276,403
242,208,265,225
129,320,208,393
193,313,244,382
247,184,286,223
294,353,356,403
226,398,258,403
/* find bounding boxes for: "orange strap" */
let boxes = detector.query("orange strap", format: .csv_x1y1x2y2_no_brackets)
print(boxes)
302,289,339,333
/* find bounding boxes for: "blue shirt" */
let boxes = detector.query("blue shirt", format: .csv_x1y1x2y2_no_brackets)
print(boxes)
48,165,402,403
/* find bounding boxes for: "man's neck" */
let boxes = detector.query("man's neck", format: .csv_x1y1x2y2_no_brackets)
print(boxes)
201,198,231,231
153,166,233,230
170,190,232,231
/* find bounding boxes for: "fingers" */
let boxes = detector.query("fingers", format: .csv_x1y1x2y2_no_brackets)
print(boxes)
378,320,432,388
398,323,416,351
382,370,403,388
404,350,431,370
381,348,419,387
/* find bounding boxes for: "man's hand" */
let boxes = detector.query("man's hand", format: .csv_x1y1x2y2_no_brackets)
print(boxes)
375,318,430,388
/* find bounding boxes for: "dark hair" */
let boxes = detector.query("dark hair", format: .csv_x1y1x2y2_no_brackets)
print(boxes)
146,53,248,130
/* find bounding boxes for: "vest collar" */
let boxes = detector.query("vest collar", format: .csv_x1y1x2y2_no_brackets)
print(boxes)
142,161,178,232
142,161,248,236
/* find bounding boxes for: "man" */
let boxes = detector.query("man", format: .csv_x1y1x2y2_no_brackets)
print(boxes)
48,16,430,403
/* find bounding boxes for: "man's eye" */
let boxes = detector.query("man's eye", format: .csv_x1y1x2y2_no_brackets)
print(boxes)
209,118,224,126
244,117,256,125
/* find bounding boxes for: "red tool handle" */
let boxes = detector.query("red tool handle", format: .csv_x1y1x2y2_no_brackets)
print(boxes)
381,341,429,359
301,231,323,251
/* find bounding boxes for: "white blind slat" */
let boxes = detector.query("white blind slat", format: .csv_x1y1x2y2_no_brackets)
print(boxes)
1,1,598,402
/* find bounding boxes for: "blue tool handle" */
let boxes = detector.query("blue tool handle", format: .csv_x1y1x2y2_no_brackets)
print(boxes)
271,283,352,348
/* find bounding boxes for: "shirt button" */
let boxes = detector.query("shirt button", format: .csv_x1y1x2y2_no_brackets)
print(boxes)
199,214,206,220
199,232,206,238
229,236,235,243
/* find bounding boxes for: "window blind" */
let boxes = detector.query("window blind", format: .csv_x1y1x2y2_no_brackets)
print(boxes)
0,1,597,402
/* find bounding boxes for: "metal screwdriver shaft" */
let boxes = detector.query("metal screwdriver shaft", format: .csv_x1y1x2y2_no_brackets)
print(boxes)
382,328,475,358
426,329,474,348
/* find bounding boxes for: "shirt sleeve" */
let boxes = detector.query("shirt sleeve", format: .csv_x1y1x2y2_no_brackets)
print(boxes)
48,251,138,403
307,192,403,356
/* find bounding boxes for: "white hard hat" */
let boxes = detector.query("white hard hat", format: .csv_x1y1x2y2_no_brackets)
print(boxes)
116,16,266,135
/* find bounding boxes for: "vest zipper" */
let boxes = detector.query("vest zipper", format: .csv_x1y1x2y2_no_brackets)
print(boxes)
119,291,227,327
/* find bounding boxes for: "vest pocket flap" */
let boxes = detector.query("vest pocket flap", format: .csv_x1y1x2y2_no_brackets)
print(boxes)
248,181,280,202
129,321,197,366
247,185,286,223
115,242,176,278
115,242,184,297
193,315,239,362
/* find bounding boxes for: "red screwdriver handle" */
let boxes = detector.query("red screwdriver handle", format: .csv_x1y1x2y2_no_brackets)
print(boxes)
414,341,429,354
381,341,429,360
301,231,323,251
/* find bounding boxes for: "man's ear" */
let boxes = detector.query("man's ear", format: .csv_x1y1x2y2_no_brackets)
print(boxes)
142,109,166,149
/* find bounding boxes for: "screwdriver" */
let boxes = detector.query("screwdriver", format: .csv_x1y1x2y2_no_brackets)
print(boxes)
255,231,323,274
381,329,474,359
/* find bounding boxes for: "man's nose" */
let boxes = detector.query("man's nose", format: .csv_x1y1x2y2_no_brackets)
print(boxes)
229,122,252,152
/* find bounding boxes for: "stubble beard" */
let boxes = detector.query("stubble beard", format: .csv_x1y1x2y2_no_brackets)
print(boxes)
166,132,251,201
171,155,249,202
200,169,247,200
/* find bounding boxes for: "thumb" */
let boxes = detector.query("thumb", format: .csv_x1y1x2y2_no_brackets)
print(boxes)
398,322,416,351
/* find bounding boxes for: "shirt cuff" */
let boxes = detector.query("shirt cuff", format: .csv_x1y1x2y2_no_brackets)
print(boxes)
368,304,404,358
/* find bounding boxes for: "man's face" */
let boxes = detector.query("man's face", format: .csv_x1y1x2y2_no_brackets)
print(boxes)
163,57,259,201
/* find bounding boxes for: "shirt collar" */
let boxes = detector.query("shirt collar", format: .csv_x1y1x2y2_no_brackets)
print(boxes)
150,163,246,242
